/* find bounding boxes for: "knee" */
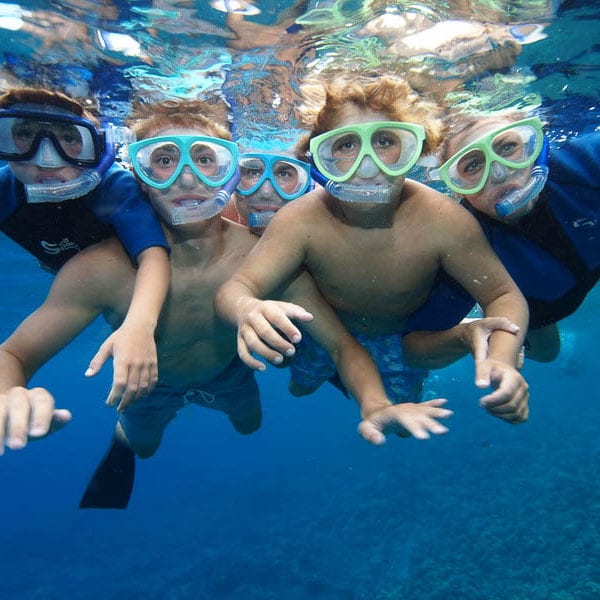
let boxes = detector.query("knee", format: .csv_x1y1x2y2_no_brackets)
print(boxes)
116,422,162,458
229,405,262,435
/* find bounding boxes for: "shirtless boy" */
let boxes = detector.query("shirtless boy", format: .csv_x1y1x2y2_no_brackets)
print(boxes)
216,73,530,424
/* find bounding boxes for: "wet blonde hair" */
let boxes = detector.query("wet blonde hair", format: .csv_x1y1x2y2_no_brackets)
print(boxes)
128,98,231,141
0,87,99,125
296,72,445,158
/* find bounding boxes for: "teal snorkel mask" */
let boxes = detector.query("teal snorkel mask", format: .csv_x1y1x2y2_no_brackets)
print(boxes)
308,121,425,203
0,105,118,203
129,135,240,224
236,153,311,231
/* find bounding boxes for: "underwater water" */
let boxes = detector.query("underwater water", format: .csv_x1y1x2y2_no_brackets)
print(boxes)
0,1,599,598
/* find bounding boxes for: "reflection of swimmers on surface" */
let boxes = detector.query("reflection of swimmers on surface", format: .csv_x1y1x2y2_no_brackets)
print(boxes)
0,88,170,409
221,0,546,105
216,72,530,426
403,110,599,366
0,99,261,507
0,2,149,67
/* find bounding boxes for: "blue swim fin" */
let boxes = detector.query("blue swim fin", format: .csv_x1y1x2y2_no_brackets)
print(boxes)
79,435,135,509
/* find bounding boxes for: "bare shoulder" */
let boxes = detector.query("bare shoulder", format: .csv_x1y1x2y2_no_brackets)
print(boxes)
262,189,334,243
404,179,480,228
52,237,134,306
221,217,258,253
274,188,329,223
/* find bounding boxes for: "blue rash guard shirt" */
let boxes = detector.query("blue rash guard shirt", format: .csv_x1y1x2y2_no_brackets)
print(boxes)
405,131,600,333
0,163,169,272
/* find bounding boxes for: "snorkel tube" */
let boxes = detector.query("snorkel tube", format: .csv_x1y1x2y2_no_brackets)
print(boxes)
25,131,117,204
310,164,392,204
171,166,240,225
248,210,277,231
494,137,549,219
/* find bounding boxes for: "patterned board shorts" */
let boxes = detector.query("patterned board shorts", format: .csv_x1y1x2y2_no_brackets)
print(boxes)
289,329,429,404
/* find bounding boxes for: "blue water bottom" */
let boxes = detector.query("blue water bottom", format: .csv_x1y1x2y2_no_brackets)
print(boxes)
1,286,599,599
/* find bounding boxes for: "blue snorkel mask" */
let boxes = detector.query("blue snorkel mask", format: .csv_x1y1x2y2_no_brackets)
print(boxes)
129,135,240,224
0,105,118,203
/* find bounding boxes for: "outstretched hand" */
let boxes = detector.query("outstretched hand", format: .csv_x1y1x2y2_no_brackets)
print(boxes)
475,358,529,423
0,387,71,455
85,321,159,412
236,298,314,370
357,398,453,446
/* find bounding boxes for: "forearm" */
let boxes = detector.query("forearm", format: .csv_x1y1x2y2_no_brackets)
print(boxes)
325,338,390,418
124,247,170,330
402,324,472,369
0,348,29,393
483,292,528,366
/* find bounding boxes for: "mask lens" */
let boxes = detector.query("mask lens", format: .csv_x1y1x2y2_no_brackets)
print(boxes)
190,140,235,185
0,114,98,164
370,127,419,171
134,141,181,186
491,124,540,166
238,156,266,192
272,159,309,197
316,131,361,178
447,148,487,192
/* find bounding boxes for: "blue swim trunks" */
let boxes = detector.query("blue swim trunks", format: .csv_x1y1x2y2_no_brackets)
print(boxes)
290,329,428,403
118,357,261,451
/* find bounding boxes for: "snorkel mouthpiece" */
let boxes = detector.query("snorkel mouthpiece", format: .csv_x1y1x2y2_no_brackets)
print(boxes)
310,165,392,204
325,181,393,203
25,143,115,204
171,166,240,225
494,137,549,219
248,211,276,231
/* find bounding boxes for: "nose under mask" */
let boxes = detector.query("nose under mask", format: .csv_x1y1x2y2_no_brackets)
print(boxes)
355,155,380,179
489,161,511,183
32,138,70,169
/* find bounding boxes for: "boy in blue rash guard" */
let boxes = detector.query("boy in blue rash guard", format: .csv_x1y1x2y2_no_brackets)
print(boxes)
0,87,170,409
403,111,599,367
216,73,530,426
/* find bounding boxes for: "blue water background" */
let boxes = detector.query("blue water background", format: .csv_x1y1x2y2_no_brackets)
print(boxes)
1,1,600,598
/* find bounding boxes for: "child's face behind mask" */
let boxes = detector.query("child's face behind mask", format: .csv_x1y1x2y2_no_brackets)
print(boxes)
314,104,417,208
3,104,91,185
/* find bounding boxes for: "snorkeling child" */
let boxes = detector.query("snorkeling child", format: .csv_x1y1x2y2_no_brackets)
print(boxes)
403,110,599,365
0,87,170,408
232,151,311,234
215,73,530,425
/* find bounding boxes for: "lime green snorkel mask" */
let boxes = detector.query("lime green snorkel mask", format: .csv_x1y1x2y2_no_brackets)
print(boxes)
308,121,425,203
432,117,549,218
